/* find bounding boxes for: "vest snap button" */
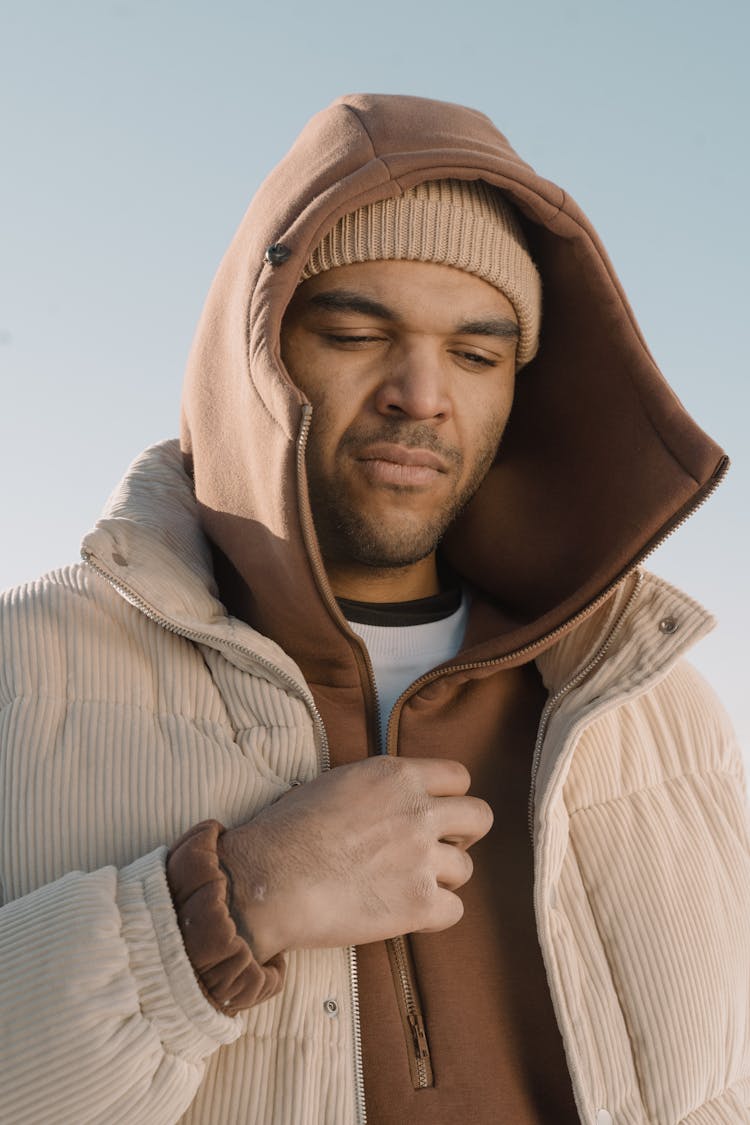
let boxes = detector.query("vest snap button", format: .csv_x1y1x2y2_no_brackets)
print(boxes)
323,998,339,1017
659,615,679,634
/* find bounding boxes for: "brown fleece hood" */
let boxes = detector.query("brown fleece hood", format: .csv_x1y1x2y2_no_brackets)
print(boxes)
180,92,727,685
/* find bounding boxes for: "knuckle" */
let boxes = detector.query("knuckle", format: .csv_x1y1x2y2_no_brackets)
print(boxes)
411,869,437,902
366,754,402,781
400,788,431,823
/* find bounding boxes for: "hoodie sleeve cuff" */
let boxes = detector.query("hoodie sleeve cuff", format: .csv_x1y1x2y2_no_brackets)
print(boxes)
167,819,286,1017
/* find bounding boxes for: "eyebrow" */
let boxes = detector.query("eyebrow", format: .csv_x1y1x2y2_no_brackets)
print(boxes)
454,317,520,340
307,291,393,319
307,290,520,339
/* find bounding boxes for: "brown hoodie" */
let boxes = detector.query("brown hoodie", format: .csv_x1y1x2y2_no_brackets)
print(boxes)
176,94,727,1121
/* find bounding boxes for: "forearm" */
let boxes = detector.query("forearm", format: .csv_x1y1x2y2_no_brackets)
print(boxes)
0,849,241,1125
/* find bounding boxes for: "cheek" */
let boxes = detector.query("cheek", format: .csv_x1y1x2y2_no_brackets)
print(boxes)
461,385,515,475
304,390,359,475
470,381,514,438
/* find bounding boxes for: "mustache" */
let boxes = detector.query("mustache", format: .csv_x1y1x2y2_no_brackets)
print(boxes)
337,420,463,468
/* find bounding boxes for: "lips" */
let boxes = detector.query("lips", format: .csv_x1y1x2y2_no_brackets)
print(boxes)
354,442,450,489
357,442,449,473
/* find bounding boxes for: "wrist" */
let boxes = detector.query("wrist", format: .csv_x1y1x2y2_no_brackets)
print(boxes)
216,825,288,964
167,819,286,1013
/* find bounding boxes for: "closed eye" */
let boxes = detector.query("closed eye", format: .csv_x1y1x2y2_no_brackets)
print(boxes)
451,349,499,367
323,333,386,346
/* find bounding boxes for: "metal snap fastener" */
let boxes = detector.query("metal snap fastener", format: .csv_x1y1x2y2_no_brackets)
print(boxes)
596,1111,613,1125
323,998,339,1017
264,243,292,265
659,616,679,635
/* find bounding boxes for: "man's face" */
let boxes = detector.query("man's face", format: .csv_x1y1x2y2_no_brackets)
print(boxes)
281,260,518,587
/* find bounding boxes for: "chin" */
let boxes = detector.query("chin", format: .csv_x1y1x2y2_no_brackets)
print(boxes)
343,520,444,571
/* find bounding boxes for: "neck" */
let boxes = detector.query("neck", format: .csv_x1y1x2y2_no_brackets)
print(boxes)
325,553,440,603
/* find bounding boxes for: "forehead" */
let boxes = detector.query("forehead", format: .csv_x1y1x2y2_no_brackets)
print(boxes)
286,260,518,330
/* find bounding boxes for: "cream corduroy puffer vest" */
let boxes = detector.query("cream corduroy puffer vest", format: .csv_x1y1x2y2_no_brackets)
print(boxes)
0,440,748,1125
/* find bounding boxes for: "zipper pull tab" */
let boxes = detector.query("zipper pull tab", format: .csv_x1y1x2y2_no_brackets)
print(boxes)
408,1011,430,1060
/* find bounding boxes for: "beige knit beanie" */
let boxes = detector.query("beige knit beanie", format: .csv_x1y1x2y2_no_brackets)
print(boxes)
301,179,541,367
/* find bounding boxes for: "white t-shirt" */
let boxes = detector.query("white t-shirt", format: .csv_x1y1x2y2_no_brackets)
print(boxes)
346,593,469,751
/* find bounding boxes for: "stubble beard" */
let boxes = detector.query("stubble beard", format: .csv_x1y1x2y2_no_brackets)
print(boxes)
305,417,505,573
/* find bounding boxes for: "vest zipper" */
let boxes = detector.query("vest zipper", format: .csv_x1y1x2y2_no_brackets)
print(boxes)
525,570,644,837
80,548,331,771
526,573,647,1120
83,542,374,1125
82,544,371,1122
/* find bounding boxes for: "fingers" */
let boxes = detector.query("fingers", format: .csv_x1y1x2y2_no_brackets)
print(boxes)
404,757,472,797
434,794,494,849
414,886,465,933
434,840,474,891
351,756,492,848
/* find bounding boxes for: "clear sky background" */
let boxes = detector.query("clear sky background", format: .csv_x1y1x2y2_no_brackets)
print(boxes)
1,0,748,757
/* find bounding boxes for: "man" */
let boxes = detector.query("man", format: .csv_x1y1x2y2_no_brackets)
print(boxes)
1,93,748,1125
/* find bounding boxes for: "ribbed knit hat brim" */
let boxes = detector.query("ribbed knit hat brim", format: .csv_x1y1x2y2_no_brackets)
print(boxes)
301,179,541,367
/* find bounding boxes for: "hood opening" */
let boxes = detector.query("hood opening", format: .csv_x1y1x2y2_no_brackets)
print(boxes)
180,93,727,701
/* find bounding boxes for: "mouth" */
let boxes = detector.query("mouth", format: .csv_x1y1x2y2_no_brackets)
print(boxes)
358,442,449,472
355,442,450,489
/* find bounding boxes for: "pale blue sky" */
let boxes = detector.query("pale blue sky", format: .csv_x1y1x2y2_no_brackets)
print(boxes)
1,0,748,752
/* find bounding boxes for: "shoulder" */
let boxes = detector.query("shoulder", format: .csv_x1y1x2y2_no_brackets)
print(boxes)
562,572,745,802
0,561,176,707
0,561,104,649
1,559,128,637
645,657,743,779
571,655,746,808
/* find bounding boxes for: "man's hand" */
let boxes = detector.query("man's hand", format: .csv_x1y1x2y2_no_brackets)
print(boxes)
218,756,492,963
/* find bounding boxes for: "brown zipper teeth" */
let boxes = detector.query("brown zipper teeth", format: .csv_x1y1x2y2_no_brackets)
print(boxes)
387,935,434,1089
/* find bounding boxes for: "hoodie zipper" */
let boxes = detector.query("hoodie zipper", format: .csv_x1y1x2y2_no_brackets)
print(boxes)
386,933,434,1088
295,408,434,1095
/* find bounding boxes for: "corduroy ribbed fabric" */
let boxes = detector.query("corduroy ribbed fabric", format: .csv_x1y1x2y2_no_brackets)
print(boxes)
1,441,749,1123
301,178,542,366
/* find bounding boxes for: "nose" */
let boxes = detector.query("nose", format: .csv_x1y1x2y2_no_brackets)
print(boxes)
372,343,452,422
